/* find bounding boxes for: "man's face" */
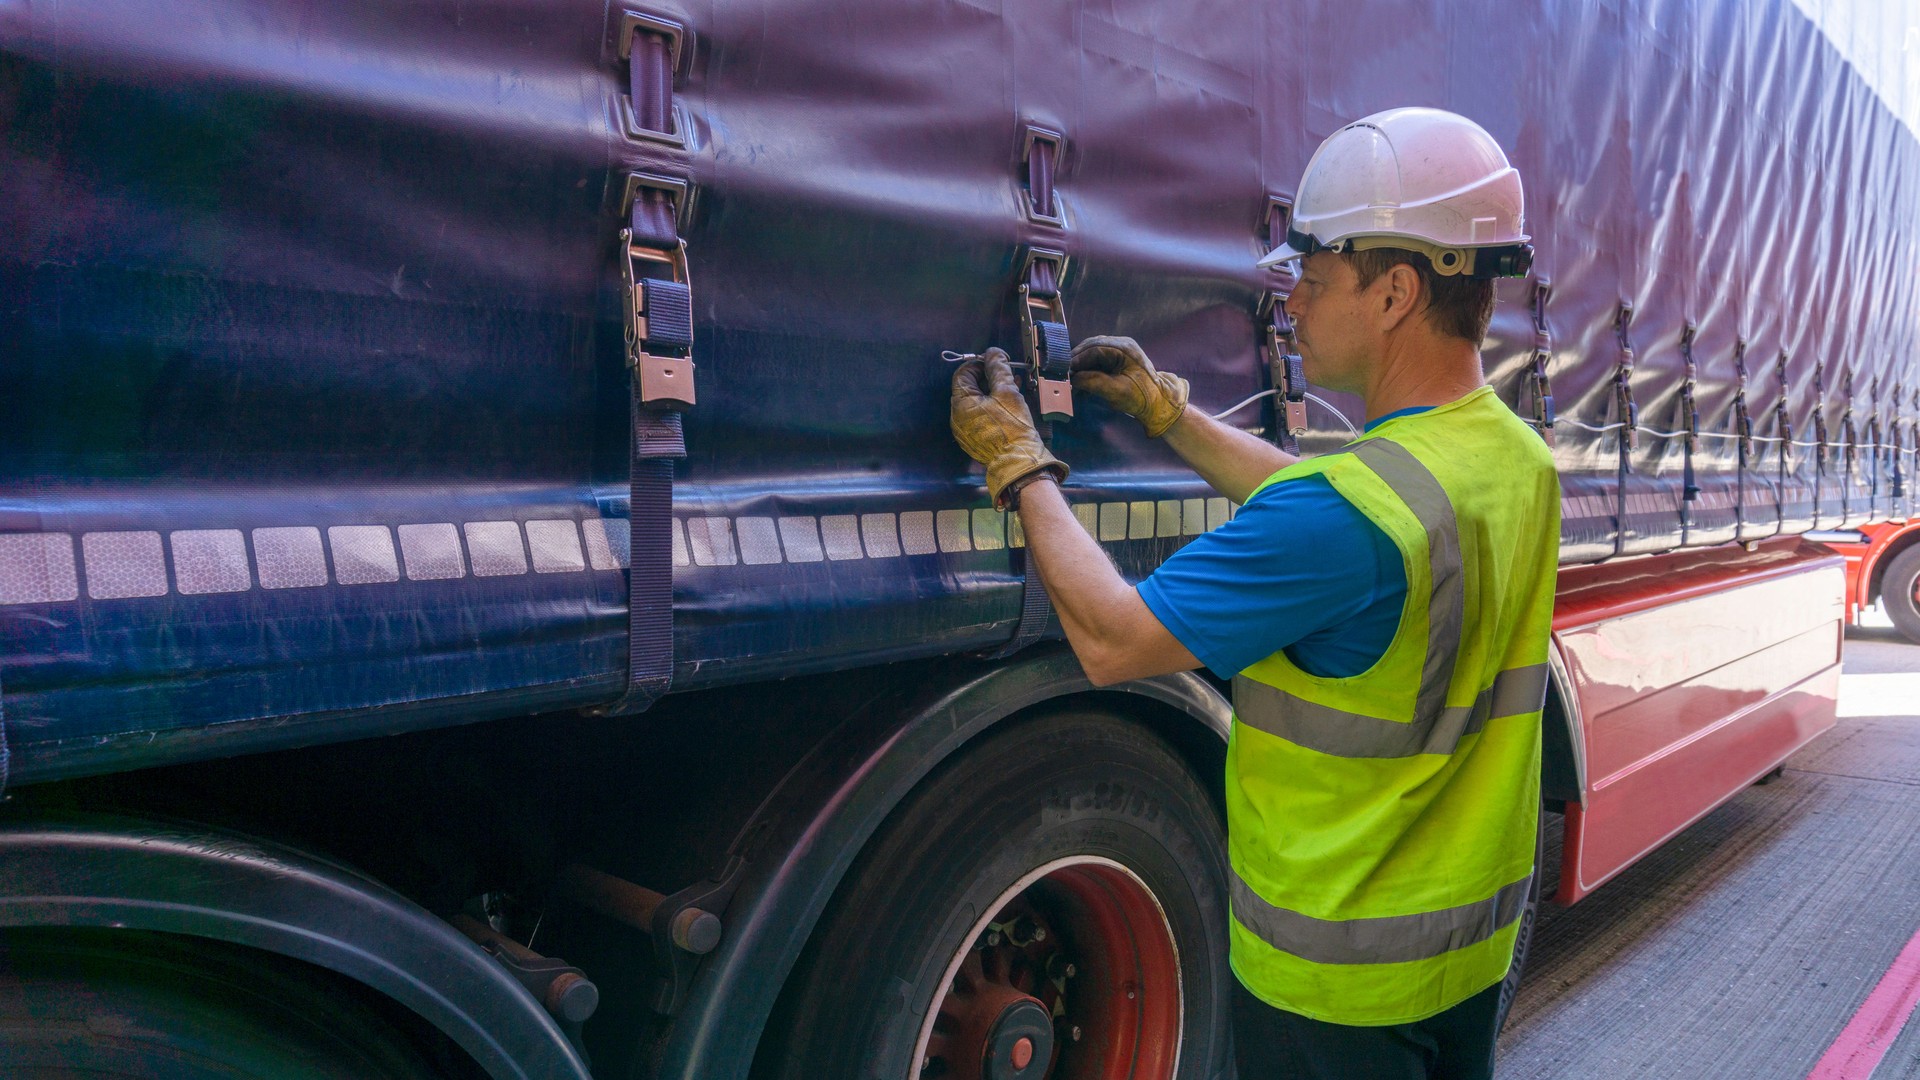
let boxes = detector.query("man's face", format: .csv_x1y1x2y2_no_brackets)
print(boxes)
1284,252,1378,394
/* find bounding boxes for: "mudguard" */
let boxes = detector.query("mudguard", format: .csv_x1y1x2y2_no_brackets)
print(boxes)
0,815,590,1080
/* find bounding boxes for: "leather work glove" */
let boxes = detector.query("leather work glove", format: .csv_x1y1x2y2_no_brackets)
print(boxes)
1069,335,1190,438
950,349,1069,509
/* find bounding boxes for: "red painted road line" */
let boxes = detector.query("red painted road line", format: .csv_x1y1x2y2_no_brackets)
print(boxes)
1808,924,1920,1079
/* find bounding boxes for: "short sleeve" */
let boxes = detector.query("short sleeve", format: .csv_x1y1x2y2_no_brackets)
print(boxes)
1135,475,1405,679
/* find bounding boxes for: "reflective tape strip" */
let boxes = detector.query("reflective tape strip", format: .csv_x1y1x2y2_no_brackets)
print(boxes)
1232,663,1548,758
1347,439,1464,727
1231,871,1532,966
0,493,1226,606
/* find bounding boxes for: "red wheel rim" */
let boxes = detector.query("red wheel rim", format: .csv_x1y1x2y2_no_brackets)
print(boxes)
911,856,1182,1080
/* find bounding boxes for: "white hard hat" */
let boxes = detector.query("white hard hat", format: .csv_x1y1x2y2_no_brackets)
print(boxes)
1259,107,1532,278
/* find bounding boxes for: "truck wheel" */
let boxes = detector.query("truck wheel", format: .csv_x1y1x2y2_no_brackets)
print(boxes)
1882,545,1920,644
1495,806,1549,1032
0,928,472,1078
755,709,1231,1080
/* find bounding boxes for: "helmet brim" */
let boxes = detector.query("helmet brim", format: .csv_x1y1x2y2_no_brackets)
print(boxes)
1256,242,1308,270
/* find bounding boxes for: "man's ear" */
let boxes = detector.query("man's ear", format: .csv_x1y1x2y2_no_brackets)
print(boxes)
1378,263,1423,333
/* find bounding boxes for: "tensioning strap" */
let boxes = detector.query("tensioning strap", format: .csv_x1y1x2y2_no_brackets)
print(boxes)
988,254,1069,659
0,671,9,798
987,537,1053,661
600,191,692,716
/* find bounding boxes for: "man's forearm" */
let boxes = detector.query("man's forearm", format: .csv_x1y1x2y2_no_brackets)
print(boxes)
1014,478,1199,685
1160,407,1298,504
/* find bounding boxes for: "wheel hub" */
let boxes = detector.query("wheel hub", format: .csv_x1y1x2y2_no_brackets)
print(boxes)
928,942,1057,1080
983,998,1053,1079
912,857,1182,1080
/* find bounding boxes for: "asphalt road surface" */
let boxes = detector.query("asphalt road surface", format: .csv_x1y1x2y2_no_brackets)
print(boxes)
1498,614,1920,1079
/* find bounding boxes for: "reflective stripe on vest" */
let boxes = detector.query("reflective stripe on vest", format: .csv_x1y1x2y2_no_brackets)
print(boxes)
1342,439,1465,727
1231,870,1533,965
1233,662,1548,758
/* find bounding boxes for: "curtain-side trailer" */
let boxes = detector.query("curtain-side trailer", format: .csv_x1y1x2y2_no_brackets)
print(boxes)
2,0,1914,1076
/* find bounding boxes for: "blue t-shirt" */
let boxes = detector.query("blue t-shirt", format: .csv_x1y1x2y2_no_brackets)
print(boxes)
1136,407,1431,679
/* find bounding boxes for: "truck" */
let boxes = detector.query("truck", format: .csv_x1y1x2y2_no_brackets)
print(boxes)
1817,520,1920,642
1,0,1912,1076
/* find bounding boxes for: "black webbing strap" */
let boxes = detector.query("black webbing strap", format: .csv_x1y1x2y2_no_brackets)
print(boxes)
1035,320,1071,380
630,28,674,136
1893,382,1907,501
1611,303,1637,558
1679,324,1700,504
1027,137,1057,219
987,254,1069,660
987,541,1053,660
1841,372,1859,514
599,198,692,716
1775,352,1794,495
0,672,9,799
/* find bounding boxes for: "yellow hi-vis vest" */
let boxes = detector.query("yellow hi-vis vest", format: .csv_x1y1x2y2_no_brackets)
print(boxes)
1227,385,1560,1026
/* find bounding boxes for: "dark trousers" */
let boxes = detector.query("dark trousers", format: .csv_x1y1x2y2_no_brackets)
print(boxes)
1232,978,1502,1080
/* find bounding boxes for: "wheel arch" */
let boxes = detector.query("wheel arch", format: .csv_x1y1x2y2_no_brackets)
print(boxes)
0,814,589,1080
651,645,1232,1080
1541,641,1587,807
1865,522,1920,606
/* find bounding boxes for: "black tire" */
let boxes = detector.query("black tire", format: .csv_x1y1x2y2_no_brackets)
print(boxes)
1882,545,1920,645
753,709,1232,1080
0,928,474,1079
1496,805,1549,1032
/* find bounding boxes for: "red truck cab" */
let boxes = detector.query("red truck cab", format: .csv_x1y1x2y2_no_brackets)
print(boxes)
1812,521,1920,642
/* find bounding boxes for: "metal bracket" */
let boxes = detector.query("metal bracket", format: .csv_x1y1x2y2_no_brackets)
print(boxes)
618,11,688,67
1263,194,1296,275
1020,126,1067,228
1895,382,1910,499
1257,291,1308,451
1528,279,1557,446
1732,338,1754,460
1812,360,1831,472
1775,351,1794,467
1678,323,1700,501
622,171,697,237
1613,302,1638,451
619,11,690,146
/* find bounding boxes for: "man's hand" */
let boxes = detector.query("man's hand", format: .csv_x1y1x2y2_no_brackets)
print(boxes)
1070,335,1190,438
951,349,1069,509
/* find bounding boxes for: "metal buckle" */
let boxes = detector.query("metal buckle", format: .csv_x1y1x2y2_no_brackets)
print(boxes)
1257,291,1309,447
622,230,696,409
1035,377,1073,420
1019,249,1073,422
638,354,696,408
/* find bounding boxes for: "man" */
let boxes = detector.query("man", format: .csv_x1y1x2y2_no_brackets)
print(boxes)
949,107,1560,1079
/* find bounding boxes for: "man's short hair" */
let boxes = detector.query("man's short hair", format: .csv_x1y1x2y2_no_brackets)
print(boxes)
1343,248,1496,343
